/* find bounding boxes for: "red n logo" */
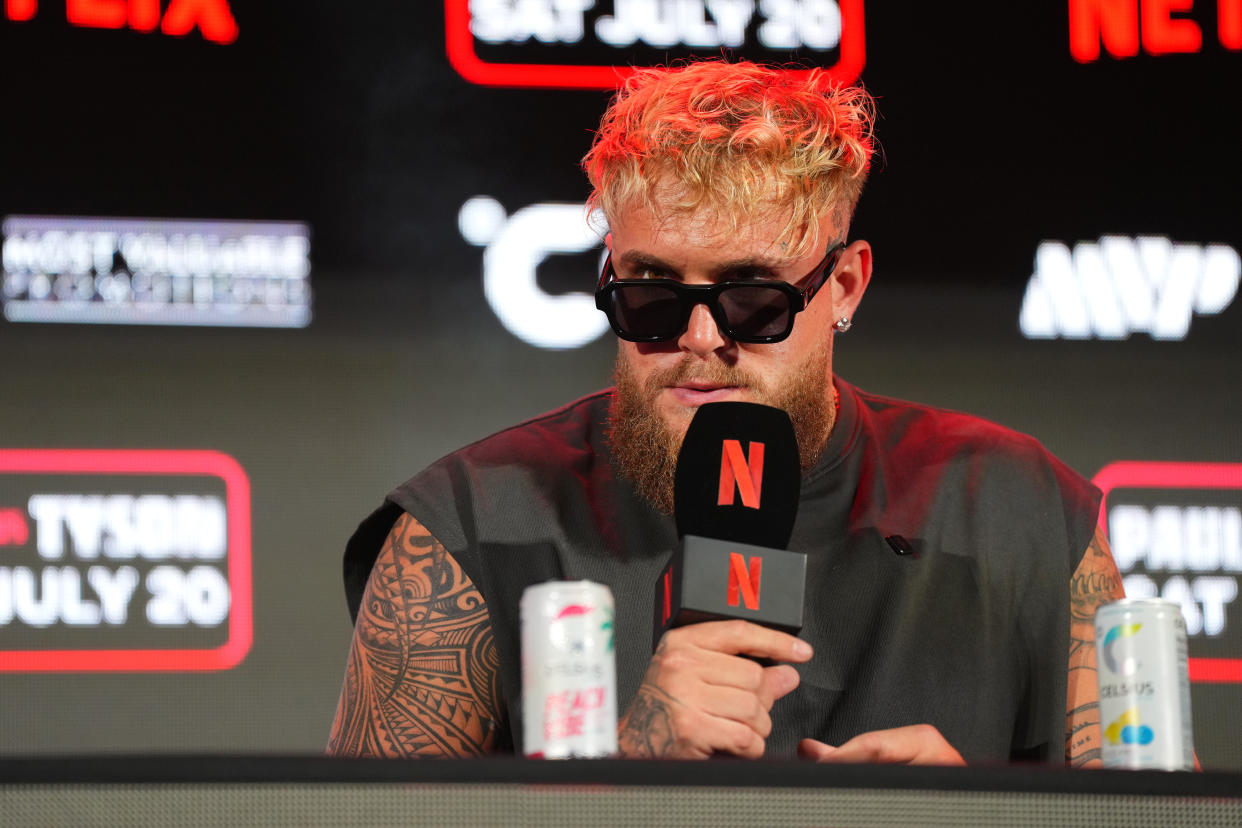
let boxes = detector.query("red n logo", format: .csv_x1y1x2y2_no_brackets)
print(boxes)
726,552,762,610
717,439,764,509
661,567,673,626
0,508,29,545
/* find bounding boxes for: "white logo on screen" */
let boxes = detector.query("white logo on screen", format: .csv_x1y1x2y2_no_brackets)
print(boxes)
0,216,312,329
1110,504,1241,637
469,0,843,50
1019,236,1240,340
459,197,610,350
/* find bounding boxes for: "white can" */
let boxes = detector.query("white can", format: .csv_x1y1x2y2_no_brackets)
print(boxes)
520,580,617,758
1095,598,1195,770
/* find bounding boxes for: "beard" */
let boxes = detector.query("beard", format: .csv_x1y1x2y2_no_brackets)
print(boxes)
606,343,835,515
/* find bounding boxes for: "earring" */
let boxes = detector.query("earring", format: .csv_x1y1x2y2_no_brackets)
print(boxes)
834,316,852,333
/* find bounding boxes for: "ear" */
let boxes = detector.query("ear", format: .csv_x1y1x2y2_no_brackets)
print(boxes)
604,231,614,251
830,240,872,323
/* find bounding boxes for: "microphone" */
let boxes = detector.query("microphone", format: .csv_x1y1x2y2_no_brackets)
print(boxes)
653,402,807,647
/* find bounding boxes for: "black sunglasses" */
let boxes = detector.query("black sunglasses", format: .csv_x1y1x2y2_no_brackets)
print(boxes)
594,242,846,344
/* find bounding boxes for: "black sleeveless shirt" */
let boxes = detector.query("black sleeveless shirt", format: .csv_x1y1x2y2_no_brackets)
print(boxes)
344,380,1100,763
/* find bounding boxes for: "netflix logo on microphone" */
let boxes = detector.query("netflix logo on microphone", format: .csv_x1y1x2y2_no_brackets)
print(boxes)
726,552,762,611
655,402,806,644
656,536,802,641
718,439,764,509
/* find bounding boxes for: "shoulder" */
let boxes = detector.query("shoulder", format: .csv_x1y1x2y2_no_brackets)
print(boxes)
855,387,1045,457
849,385,1100,528
405,390,612,495
446,390,612,467
853,387,1076,481
382,390,615,552
397,390,611,494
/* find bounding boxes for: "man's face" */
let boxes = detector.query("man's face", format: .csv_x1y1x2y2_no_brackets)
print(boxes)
606,202,869,512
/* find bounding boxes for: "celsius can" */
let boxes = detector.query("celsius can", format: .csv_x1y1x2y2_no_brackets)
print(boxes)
1095,598,1194,770
520,581,617,758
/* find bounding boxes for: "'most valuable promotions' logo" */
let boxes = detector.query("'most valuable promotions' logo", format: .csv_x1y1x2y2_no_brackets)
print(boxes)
1019,236,1240,341
1,216,312,329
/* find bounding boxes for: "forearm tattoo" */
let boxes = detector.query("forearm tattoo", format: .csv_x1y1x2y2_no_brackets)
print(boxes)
617,641,678,758
327,513,502,757
1065,526,1125,767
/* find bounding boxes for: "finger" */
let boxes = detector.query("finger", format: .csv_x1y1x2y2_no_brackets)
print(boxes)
818,725,965,766
695,684,773,738
797,738,838,761
674,619,813,662
701,716,766,759
819,729,912,764
691,649,767,694
756,664,801,708
689,653,800,707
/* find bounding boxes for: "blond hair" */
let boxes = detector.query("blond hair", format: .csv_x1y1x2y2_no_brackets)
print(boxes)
582,60,875,258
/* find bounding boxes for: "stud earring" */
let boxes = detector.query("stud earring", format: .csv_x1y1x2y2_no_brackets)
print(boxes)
834,316,852,333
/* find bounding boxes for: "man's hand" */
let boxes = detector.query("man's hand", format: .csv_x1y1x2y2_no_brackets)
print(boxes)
797,725,966,766
617,619,813,759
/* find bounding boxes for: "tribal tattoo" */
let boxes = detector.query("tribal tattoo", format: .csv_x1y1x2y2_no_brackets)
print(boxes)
1065,525,1125,767
327,514,503,757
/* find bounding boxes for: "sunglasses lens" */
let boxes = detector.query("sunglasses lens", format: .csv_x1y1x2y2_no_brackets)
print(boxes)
602,280,796,342
718,285,793,341
608,284,685,340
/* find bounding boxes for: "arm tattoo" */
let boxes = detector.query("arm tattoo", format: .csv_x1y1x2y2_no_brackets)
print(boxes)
617,641,677,758
327,513,503,757
1065,526,1125,767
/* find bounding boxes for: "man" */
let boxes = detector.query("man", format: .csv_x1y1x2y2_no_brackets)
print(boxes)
328,60,1124,765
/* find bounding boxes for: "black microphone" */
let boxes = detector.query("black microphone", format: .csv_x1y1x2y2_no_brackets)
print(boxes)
653,402,807,648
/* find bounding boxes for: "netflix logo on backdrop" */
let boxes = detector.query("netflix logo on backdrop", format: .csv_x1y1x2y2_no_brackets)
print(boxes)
3,0,238,43
445,0,866,89
1094,461,1242,684
1069,0,1242,61
0,449,252,672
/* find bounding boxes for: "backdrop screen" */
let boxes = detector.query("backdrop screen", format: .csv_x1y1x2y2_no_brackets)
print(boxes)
1,1,1239,768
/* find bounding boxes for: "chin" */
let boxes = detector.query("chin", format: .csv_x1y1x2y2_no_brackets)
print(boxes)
655,402,695,439
661,402,695,427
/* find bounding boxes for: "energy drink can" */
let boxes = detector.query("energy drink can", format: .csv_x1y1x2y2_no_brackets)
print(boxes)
1095,598,1195,770
520,580,617,758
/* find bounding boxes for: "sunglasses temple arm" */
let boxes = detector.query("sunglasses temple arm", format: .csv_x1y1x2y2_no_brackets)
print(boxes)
803,245,845,308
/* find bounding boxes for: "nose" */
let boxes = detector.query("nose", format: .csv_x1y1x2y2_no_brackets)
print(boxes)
677,302,729,357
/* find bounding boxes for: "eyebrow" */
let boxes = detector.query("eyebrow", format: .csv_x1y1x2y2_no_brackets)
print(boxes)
615,251,785,280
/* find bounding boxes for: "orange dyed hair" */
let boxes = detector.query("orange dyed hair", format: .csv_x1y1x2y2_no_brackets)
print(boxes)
582,60,875,257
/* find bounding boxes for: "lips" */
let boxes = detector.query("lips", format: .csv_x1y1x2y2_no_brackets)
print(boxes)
666,382,744,406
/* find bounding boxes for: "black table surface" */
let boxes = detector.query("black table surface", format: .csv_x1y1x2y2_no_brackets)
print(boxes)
1,756,1239,798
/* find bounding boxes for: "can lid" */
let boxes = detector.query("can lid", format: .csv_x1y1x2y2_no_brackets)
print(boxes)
1097,597,1183,610
519,580,614,611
